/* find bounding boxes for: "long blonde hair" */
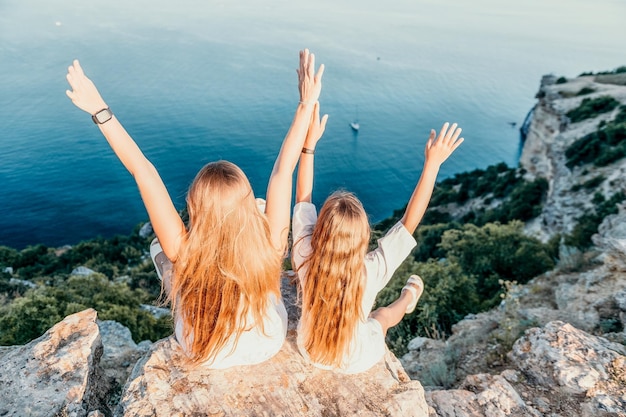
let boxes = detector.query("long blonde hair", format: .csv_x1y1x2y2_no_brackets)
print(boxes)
297,191,371,367
170,161,281,365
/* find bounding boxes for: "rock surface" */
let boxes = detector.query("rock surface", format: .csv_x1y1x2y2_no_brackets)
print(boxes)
117,335,427,417
116,277,428,417
0,309,109,417
511,321,626,415
418,322,626,417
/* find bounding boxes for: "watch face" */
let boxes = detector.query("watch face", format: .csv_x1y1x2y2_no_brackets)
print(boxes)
94,108,112,124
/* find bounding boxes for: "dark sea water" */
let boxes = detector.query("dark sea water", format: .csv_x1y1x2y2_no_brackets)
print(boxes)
1,0,624,249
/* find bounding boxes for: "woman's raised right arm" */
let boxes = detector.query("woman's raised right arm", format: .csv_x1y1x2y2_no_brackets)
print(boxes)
65,60,185,259
400,122,464,234
264,49,324,253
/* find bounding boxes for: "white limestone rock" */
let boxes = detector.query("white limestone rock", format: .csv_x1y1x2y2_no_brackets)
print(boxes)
0,309,108,417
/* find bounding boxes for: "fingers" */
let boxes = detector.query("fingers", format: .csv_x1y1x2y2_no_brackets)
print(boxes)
73,59,84,76
298,49,306,80
320,114,329,132
298,48,324,81
308,52,315,78
315,63,325,83
434,122,463,146
65,90,74,100
426,129,436,148
451,137,465,151
436,122,449,142
444,123,458,142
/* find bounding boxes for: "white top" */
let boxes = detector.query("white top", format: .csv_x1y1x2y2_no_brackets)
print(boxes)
291,202,417,373
174,197,287,369
175,294,287,369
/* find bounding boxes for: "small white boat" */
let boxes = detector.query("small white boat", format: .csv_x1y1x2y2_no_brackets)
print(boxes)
350,121,360,131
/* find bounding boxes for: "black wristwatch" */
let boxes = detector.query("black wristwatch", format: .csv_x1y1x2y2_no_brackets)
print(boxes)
92,108,113,124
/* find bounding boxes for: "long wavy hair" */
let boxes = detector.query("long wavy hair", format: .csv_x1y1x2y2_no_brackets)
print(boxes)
169,161,282,365
297,191,371,367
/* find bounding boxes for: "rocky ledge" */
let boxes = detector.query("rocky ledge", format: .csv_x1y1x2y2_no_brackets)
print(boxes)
0,278,428,417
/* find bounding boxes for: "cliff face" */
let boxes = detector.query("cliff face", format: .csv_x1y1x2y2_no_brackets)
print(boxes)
399,72,626,416
520,74,626,241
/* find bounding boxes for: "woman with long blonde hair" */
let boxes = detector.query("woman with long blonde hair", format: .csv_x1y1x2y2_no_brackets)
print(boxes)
292,110,463,373
65,49,324,367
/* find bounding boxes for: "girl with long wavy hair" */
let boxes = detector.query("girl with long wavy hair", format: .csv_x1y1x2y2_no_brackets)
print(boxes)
292,111,463,373
65,49,324,368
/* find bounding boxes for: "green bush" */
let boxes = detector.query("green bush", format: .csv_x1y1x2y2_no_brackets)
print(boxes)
439,221,554,309
571,176,607,193
576,87,595,96
412,223,460,262
0,246,19,268
12,245,61,280
566,96,619,123
556,77,568,84
0,273,172,345
566,114,626,168
377,259,478,355
564,192,626,249
474,177,548,225
579,67,626,76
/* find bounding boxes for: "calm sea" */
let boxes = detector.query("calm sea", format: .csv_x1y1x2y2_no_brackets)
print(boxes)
1,0,624,249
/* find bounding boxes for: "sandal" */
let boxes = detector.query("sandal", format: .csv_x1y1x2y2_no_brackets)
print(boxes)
402,275,424,314
150,238,172,282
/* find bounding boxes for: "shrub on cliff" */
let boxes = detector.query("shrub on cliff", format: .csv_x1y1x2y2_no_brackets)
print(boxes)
474,177,548,224
566,96,619,123
566,106,626,168
564,191,626,249
576,87,596,96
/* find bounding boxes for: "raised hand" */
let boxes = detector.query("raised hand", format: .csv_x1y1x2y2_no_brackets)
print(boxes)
65,60,108,115
424,122,464,167
297,49,324,105
400,122,464,233
304,102,328,150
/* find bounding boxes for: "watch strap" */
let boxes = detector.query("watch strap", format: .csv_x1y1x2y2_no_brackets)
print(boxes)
92,108,113,125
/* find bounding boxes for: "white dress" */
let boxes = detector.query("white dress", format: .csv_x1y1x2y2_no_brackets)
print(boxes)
175,294,287,369
174,197,287,368
291,202,417,374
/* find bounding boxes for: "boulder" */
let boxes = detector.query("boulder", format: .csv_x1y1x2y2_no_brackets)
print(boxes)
117,336,427,417
0,309,109,417
116,279,428,417
510,321,626,415
426,373,540,417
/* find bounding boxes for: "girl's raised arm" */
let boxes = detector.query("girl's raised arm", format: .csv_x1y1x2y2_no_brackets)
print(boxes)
296,102,328,204
65,60,185,259
400,122,464,234
264,49,324,253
